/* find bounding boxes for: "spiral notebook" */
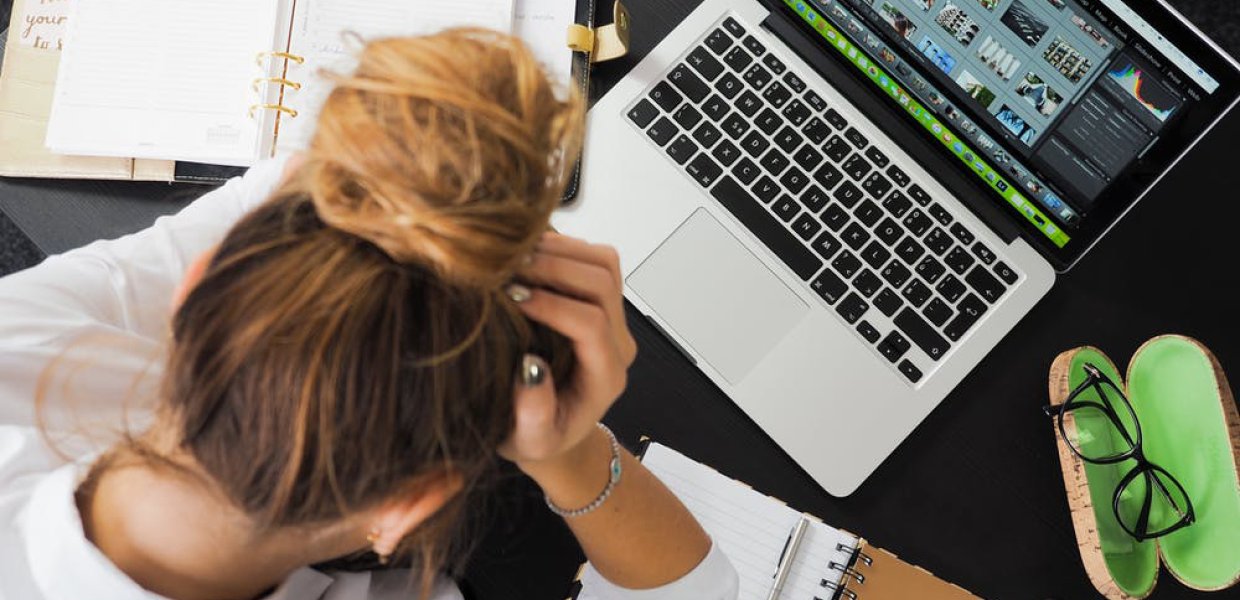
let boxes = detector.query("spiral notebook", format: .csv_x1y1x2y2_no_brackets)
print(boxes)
570,441,979,600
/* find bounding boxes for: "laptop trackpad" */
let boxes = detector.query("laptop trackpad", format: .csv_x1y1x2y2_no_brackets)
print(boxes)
628,209,809,384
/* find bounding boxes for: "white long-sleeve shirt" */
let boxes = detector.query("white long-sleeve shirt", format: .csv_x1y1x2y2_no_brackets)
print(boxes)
0,157,739,600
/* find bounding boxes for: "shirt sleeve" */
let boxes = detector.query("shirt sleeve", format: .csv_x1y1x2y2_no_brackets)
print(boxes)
577,540,739,600
0,156,291,430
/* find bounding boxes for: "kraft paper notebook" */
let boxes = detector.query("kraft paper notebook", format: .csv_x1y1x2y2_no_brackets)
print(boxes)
569,441,980,600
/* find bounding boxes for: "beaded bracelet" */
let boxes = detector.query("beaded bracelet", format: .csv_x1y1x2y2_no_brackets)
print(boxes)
545,423,623,518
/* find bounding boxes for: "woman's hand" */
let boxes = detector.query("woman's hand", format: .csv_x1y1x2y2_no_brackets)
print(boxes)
498,232,637,476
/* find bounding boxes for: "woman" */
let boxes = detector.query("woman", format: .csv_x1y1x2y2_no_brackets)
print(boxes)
0,30,739,600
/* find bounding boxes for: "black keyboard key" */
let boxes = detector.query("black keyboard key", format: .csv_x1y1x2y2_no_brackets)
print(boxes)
842,154,873,181
862,172,893,200
793,145,824,170
895,236,926,265
832,250,862,279
686,154,723,188
701,94,730,121
944,294,987,341
760,149,790,176
936,274,966,303
908,183,932,206
924,228,953,255
972,242,996,265
711,139,742,166
780,167,810,194
944,246,975,274
864,147,889,168
805,90,828,112
874,288,903,317
841,222,870,250
692,122,723,149
895,307,950,361
752,176,780,203
923,298,953,327
763,82,792,108
710,177,823,280
814,163,843,190
647,117,676,146
843,127,868,149
965,265,1006,303
901,279,933,308
881,260,912,288
792,212,822,240
721,113,749,139
743,35,766,56
674,104,703,129
723,44,754,72
722,17,745,38
763,54,786,74
740,131,770,157
783,72,807,93
755,108,783,135
628,99,659,128
687,47,725,81
887,165,910,187
773,126,804,153
824,108,848,130
666,135,698,165
811,268,848,303
705,29,733,55
732,157,760,184
877,331,911,363
854,269,883,297
898,360,923,383
915,256,946,284
833,181,864,208
799,185,830,213
903,209,932,237
836,293,869,324
875,217,903,246
772,195,800,222
928,203,953,227
742,64,773,90
820,203,849,231
650,81,683,112
860,240,891,270
736,90,762,116
782,99,811,127
950,223,975,245
882,190,912,218
715,73,743,98
994,261,1019,285
822,136,851,162
857,320,881,344
803,117,832,145
854,199,883,228
811,231,843,260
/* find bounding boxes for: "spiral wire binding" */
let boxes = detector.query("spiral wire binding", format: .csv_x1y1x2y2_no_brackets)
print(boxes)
249,52,305,120
821,543,873,600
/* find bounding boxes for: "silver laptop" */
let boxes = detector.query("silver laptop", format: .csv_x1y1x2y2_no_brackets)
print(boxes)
554,0,1239,495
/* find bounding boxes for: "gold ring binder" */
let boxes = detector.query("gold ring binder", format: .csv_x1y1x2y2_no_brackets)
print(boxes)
251,77,303,92
249,104,299,119
255,51,306,66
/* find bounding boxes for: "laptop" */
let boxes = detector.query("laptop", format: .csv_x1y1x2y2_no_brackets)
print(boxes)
554,0,1240,495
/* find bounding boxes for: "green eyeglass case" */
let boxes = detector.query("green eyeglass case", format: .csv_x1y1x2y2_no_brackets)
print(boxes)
1047,335,1240,600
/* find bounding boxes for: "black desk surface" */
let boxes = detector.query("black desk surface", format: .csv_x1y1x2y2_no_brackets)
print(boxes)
3,1,1240,598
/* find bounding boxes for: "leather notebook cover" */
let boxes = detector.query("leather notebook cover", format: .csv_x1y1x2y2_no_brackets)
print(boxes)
847,541,979,600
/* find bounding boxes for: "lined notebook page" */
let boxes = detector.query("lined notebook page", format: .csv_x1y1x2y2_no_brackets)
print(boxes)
45,0,281,166
579,443,859,599
513,0,578,93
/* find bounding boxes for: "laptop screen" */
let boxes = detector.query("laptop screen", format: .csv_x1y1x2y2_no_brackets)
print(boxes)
778,0,1238,267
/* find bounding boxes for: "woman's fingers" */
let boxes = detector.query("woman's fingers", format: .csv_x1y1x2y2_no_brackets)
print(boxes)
498,356,562,463
537,232,623,288
513,286,627,405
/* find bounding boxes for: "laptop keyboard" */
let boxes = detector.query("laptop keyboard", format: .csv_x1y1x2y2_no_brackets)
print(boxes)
625,16,1023,385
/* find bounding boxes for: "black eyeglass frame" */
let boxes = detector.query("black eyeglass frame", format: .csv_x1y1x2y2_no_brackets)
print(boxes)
1043,363,1196,542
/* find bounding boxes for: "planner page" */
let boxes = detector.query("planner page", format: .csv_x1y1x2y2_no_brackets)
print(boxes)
513,0,578,93
578,442,860,599
274,0,516,153
45,0,281,166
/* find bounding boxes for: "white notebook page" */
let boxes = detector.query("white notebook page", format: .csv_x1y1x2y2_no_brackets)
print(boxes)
45,0,281,166
513,0,578,94
580,442,859,599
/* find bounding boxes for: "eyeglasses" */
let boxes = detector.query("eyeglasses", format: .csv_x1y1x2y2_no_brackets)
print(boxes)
1043,363,1195,541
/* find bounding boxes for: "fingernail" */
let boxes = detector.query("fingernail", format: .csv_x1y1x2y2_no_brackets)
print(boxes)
507,284,532,303
521,354,548,387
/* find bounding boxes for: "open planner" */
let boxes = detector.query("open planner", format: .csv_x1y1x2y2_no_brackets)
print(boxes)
571,441,979,600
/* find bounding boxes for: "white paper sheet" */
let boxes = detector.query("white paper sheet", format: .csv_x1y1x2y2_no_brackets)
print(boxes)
16,0,73,51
